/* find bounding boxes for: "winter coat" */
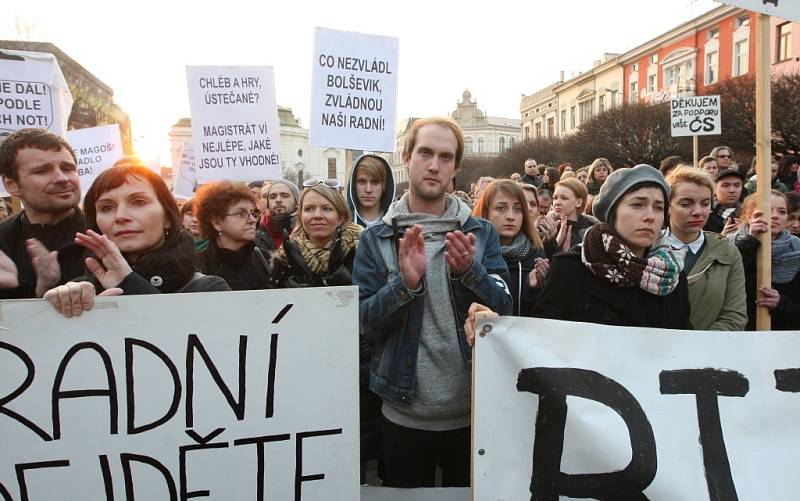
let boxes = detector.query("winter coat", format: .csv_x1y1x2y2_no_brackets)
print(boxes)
683,232,747,330
504,243,547,317
533,250,692,329
346,153,396,228
197,240,270,291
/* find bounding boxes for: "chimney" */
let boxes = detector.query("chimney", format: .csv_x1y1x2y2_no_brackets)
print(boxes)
560,70,565,82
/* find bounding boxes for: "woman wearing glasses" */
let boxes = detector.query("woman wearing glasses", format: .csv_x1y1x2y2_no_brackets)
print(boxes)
43,161,230,316
268,181,362,288
194,181,271,291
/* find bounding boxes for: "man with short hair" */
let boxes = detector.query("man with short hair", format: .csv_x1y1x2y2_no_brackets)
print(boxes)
255,179,298,252
520,157,541,186
346,154,395,228
705,168,745,235
256,181,273,214
711,145,734,171
353,116,511,487
0,128,86,298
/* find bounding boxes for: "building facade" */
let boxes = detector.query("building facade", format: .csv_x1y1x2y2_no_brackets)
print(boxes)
451,90,521,156
556,55,623,137
520,82,561,141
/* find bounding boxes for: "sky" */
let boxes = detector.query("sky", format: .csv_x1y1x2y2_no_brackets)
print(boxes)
4,0,720,166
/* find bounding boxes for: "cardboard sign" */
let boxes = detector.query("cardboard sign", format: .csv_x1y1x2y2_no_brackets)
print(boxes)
670,95,721,137
719,0,799,21
172,141,197,199
309,27,399,152
0,288,359,500
186,66,282,184
473,316,800,500
66,124,124,199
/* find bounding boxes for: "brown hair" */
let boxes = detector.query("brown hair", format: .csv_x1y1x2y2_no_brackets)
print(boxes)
193,181,256,240
740,190,787,222
0,128,77,181
353,156,387,186
402,116,465,169
472,179,543,248
587,158,613,183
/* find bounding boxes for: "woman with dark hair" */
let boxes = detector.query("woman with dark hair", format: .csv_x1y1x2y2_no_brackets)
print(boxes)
43,160,229,316
786,192,800,237
778,155,799,190
473,180,548,316
194,181,271,291
729,190,800,330
539,167,560,192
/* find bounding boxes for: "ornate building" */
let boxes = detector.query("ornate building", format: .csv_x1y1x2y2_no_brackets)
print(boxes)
451,90,521,157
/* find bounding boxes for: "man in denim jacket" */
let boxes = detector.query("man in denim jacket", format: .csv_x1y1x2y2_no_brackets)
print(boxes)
353,117,511,487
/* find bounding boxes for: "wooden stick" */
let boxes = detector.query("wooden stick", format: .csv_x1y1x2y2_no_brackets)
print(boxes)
755,13,772,331
693,135,699,167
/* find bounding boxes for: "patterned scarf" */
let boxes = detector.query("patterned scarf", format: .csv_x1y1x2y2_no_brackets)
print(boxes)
581,223,686,296
272,222,362,275
501,233,533,263
730,225,800,284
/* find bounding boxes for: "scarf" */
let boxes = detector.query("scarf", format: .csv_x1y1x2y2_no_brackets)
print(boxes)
581,223,685,296
730,226,800,284
501,233,533,263
272,222,362,276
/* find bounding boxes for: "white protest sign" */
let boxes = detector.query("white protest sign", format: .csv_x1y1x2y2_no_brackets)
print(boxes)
718,0,800,21
172,141,197,199
186,66,282,184
66,124,123,198
670,95,721,137
474,317,800,500
0,288,359,500
0,50,73,138
310,27,398,152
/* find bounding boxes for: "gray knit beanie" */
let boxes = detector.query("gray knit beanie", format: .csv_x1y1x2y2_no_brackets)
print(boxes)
592,164,670,223
268,179,300,204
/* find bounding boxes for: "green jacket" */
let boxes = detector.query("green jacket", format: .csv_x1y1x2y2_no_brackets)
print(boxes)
685,232,747,330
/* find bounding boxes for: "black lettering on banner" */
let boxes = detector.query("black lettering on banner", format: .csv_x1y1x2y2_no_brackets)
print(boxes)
295,428,343,501
51,342,118,440
126,338,182,434
121,453,177,501
15,460,70,501
0,341,52,441
0,482,12,501
185,335,247,427
99,455,115,501
179,428,228,500
775,368,800,392
516,368,656,501
234,433,291,501
659,369,748,501
266,333,278,419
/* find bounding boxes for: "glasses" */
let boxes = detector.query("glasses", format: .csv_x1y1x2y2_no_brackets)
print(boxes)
225,208,261,219
716,154,732,159
303,178,342,190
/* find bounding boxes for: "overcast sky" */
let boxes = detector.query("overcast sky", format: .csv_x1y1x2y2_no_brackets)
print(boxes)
4,0,720,165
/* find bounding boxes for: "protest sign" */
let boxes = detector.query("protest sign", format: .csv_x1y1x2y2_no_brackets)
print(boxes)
0,288,359,500
65,124,123,199
718,0,799,21
186,66,282,184
0,50,73,138
310,28,398,152
473,316,800,500
670,95,721,137
172,141,197,199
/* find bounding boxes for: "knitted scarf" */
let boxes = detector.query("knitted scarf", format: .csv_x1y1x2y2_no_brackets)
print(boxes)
730,225,800,284
501,232,533,263
272,222,362,275
581,223,686,296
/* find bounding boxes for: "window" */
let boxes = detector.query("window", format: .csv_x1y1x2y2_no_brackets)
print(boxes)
579,99,594,124
535,122,542,139
708,27,719,40
737,15,750,28
734,38,749,76
598,95,605,113
509,137,515,149
705,50,718,84
561,110,566,131
632,63,639,72
648,74,657,93
327,158,337,178
629,81,638,103
570,107,576,128
499,137,505,152
477,137,484,153
547,117,555,137
524,126,530,140
778,22,792,62
649,54,658,65
465,137,473,154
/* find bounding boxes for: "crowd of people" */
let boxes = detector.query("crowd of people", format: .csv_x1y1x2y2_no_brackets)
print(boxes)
0,122,798,488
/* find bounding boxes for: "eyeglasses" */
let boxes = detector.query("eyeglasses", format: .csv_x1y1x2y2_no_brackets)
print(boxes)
303,178,342,190
225,208,261,219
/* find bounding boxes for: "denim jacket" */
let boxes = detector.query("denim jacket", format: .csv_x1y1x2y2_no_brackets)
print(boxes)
352,212,512,406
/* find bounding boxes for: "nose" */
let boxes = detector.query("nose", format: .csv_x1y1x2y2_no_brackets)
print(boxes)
114,205,133,222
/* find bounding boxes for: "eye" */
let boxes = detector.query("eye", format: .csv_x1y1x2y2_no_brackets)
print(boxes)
97,204,114,213
133,198,149,206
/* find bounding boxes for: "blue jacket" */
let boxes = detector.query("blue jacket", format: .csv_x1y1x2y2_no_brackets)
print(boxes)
352,211,512,406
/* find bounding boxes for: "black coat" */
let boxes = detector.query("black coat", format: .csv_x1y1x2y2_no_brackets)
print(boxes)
533,251,692,329
734,235,800,330
197,241,270,291
0,209,86,299
504,244,547,317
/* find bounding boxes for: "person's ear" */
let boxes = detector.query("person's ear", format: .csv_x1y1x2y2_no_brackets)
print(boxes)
2,176,21,198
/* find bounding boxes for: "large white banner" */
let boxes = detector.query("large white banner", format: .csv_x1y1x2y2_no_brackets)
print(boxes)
309,27,398,152
474,317,800,500
186,65,282,184
0,288,359,500
66,124,124,199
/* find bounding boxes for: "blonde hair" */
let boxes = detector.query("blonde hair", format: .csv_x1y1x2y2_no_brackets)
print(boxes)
354,156,387,185
587,158,613,183
554,177,589,208
402,116,465,169
295,185,351,235
665,166,714,199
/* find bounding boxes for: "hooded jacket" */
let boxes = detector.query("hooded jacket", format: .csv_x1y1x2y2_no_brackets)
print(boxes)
347,153,396,228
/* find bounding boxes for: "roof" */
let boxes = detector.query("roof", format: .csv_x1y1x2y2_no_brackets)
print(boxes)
520,82,560,111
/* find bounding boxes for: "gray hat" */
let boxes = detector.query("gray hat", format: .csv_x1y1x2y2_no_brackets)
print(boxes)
268,179,300,203
592,164,670,223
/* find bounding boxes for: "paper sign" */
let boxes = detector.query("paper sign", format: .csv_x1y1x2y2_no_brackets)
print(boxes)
0,288,359,500
66,124,123,199
310,27,398,152
670,95,721,137
186,66,282,184
172,141,197,199
718,0,799,21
